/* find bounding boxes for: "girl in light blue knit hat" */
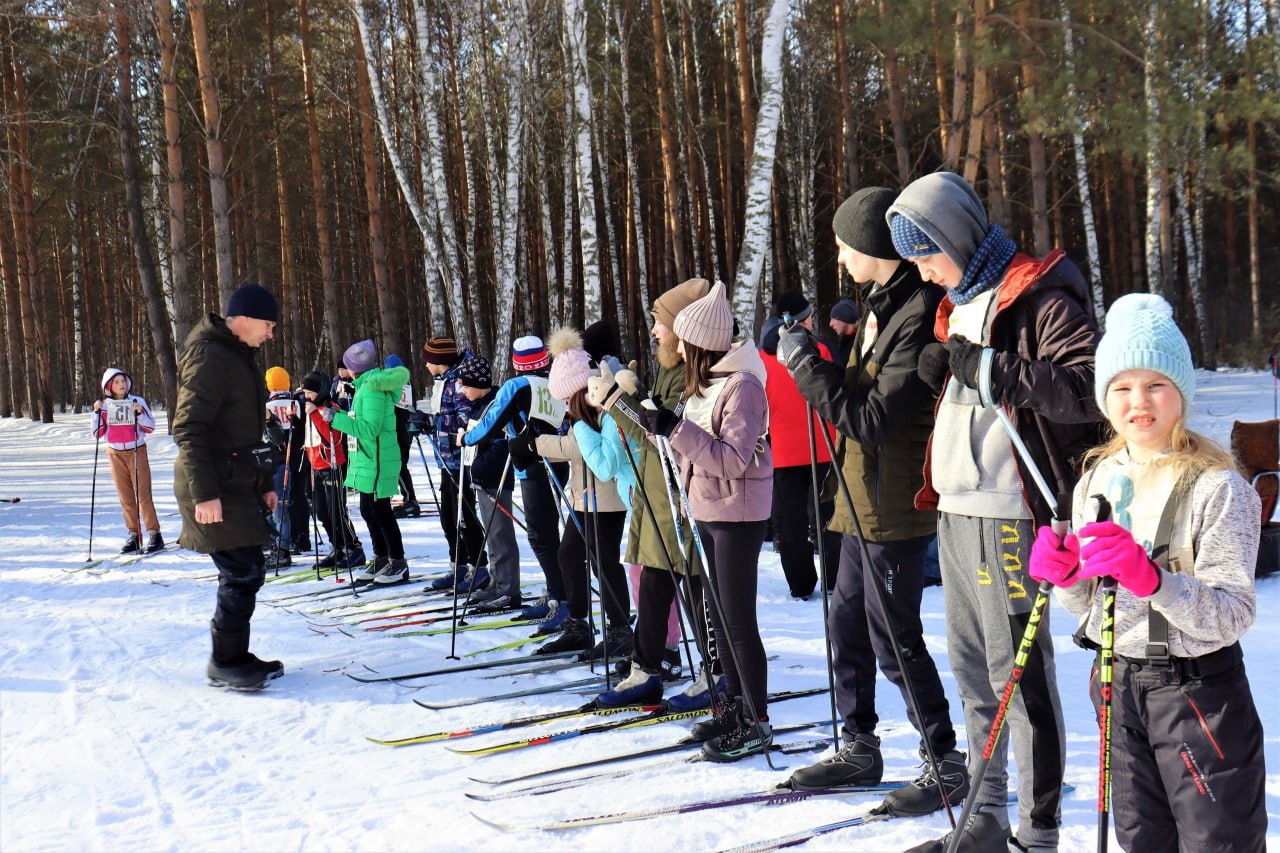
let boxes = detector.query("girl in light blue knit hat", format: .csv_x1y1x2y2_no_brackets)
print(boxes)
1029,292,1267,851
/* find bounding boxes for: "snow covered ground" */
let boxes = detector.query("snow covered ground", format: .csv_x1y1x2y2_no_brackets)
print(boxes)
1,369,1277,852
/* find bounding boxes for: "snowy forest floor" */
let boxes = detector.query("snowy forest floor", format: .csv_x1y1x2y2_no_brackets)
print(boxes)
1,369,1278,851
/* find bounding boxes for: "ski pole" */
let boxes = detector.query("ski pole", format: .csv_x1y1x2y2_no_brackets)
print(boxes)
613,423,703,682
446,451,473,661
804,403,842,749
655,435,780,772
327,425,358,593
447,446,516,648
412,431,442,510
946,383,1071,853
812,414,955,826
88,414,102,562
1089,494,1115,853
131,411,142,548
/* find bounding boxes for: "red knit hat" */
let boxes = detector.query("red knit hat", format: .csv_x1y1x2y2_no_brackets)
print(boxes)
511,335,550,372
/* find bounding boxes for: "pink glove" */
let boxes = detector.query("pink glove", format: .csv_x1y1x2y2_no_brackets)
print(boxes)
1028,525,1082,587
1077,521,1162,598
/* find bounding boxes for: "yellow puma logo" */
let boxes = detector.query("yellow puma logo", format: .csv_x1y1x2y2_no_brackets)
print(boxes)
977,566,992,585
1007,577,1027,599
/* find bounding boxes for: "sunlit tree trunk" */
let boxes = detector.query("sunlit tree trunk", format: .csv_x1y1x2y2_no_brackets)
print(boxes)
651,0,687,283
1143,0,1165,295
189,0,234,301
153,0,193,354
1061,0,1105,323
565,0,602,322
732,0,789,322
114,3,178,417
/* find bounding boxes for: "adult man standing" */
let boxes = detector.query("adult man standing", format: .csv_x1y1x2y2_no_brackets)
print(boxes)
173,283,283,692
826,298,861,368
776,188,963,817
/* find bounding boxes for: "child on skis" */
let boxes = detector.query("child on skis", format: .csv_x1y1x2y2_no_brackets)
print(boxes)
1029,293,1267,851
91,368,163,553
300,371,365,571
511,329,634,661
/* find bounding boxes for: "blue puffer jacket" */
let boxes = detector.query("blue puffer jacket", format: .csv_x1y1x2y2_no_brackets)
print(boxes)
572,413,639,509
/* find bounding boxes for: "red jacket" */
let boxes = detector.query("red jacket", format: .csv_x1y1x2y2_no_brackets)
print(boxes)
761,341,837,469
303,403,348,471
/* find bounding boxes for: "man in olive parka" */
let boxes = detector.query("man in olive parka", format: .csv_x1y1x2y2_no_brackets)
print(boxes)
173,283,283,692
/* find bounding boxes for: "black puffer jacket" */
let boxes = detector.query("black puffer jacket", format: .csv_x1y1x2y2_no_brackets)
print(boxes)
791,263,941,542
917,250,1106,527
172,315,274,553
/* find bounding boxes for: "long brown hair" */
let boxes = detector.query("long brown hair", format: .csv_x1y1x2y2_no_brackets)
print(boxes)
681,341,725,399
566,388,600,430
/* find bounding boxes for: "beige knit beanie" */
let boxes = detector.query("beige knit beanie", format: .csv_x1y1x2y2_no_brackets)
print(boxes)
673,281,734,352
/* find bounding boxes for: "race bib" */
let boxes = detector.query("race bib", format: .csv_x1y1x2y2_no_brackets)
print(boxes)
525,375,568,428
104,398,134,425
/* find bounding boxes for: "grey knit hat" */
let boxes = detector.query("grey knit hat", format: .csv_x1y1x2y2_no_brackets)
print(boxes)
342,339,378,374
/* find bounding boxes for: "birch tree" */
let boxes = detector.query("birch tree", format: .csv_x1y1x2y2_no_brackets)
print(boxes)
564,0,602,322
732,0,790,326
1061,0,1105,324
1143,0,1165,295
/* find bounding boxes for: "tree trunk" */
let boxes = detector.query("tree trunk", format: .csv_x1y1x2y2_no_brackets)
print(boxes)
152,0,193,353
880,1,911,186
614,2,649,359
4,20,52,421
565,0,602,322
353,26,403,363
114,4,179,419
735,0,755,162
732,0,789,322
299,0,342,366
1143,0,1164,295
1017,1,1050,256
835,0,857,195
1061,0,1105,323
963,0,990,186
943,5,969,172
651,0,688,283
189,0,235,302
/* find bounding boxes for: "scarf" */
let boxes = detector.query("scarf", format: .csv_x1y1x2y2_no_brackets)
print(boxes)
948,223,1017,306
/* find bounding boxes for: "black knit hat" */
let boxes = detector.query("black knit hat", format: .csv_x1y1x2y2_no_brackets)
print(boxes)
833,188,900,261
830,298,861,324
582,320,621,364
224,283,279,322
774,291,813,324
301,370,330,394
458,355,492,389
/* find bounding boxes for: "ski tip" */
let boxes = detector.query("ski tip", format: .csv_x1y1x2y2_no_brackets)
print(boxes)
467,810,512,831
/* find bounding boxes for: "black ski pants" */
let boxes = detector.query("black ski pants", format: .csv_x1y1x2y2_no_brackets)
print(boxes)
359,492,404,561
771,464,840,597
830,532,957,753
559,509,629,627
697,520,768,719
438,467,486,569
314,468,360,554
633,566,709,673
520,463,568,601
1098,646,1267,853
211,545,267,633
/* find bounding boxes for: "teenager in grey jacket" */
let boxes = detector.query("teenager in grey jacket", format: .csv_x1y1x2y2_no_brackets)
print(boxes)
889,172,1102,853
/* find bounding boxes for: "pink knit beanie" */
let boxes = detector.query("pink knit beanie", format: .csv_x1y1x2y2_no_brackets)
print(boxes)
546,327,596,400
673,280,734,352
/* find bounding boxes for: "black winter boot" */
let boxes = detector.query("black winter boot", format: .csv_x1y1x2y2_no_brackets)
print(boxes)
533,617,594,655
207,622,283,692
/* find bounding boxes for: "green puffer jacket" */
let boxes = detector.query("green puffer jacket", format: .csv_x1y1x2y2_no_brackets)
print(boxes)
612,359,697,574
331,365,409,498
172,314,274,553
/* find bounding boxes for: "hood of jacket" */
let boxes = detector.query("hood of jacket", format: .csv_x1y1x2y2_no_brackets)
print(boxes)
354,364,411,394
710,338,767,385
100,367,132,396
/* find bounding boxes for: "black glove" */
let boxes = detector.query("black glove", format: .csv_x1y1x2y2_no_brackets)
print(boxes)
918,343,950,395
507,429,539,471
776,325,818,373
946,335,985,390
642,405,680,437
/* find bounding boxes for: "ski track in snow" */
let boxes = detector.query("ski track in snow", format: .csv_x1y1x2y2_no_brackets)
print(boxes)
1,370,1278,851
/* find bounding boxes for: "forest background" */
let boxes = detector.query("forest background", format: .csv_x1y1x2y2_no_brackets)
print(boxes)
2,0,1278,421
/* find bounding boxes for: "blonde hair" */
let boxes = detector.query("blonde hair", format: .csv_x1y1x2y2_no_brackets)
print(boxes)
1084,414,1240,482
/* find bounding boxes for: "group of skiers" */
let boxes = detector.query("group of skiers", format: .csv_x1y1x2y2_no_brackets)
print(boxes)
105,167,1262,853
